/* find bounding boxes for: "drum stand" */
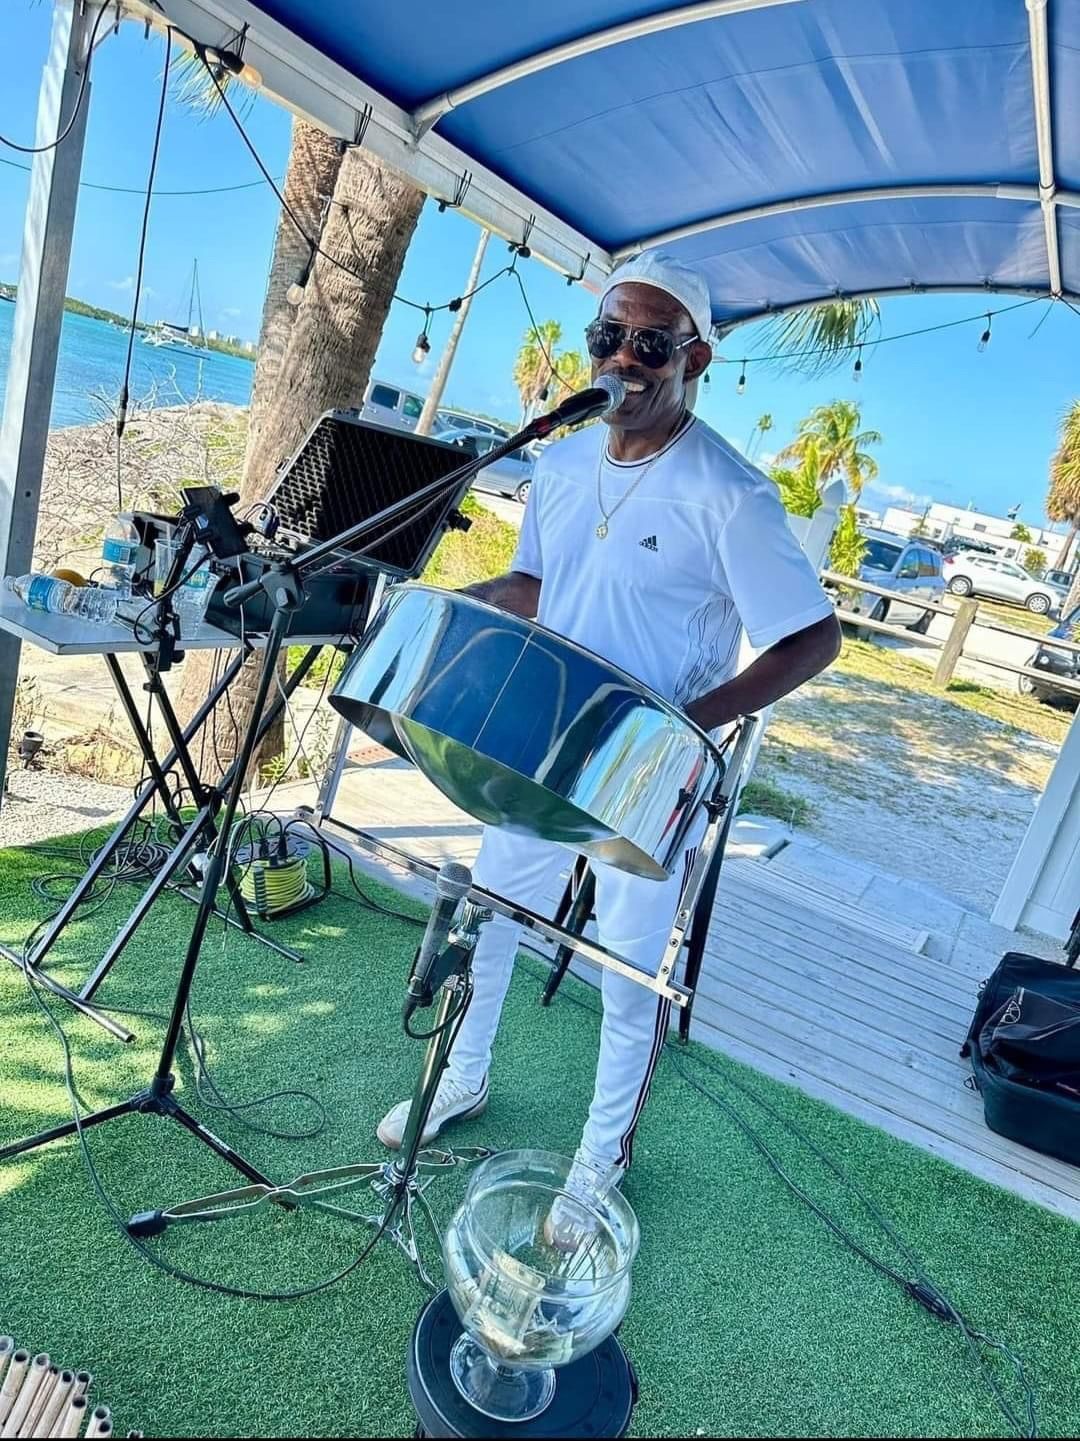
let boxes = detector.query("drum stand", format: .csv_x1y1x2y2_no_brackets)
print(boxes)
129,890,495,1290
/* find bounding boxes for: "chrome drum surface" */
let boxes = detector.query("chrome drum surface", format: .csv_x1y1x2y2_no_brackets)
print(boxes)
330,585,722,880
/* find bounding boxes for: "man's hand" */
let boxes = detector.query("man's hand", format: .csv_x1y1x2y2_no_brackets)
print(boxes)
684,613,841,731
460,570,541,620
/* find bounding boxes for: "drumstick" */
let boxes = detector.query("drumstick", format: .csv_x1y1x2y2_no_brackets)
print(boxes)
2,1354,48,1439
73,1375,91,1401
0,1353,29,1428
32,1370,74,1439
57,1394,86,1440
20,1364,58,1437
85,1406,112,1439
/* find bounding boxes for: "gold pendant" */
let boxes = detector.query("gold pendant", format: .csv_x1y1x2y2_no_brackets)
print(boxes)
596,522,608,539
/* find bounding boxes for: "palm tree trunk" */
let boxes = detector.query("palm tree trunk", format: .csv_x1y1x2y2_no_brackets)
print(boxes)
1054,522,1078,571
177,144,424,779
415,228,489,436
242,119,343,476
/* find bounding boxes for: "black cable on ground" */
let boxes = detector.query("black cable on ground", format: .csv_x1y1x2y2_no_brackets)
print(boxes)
517,953,1037,1439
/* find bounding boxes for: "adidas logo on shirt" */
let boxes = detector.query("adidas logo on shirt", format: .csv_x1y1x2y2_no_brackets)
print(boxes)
639,535,659,551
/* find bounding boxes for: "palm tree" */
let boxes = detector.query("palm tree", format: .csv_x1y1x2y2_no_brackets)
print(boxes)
746,412,773,459
754,298,881,378
546,348,590,406
176,90,425,773
1046,400,1080,605
769,440,823,519
778,400,882,497
513,321,563,426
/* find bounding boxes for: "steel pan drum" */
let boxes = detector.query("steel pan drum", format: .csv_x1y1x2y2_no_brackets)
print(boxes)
330,584,723,880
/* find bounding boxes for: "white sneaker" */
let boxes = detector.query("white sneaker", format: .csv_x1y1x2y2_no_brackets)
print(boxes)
544,1150,624,1251
376,1073,488,1150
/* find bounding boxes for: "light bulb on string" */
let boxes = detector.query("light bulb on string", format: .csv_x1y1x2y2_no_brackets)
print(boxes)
736,362,747,396
412,307,433,365
286,245,316,307
853,345,863,382
978,313,992,352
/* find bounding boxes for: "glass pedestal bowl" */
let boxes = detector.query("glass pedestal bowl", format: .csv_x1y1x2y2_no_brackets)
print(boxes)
441,1149,640,1423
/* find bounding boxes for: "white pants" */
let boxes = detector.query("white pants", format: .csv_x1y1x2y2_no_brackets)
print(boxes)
447,822,703,1173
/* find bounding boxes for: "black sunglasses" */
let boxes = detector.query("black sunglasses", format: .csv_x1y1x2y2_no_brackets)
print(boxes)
584,318,697,370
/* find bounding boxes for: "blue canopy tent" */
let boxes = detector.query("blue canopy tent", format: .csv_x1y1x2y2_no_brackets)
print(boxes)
124,0,1080,326
1,0,1078,926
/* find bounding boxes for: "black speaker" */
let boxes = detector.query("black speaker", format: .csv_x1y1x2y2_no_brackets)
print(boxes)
263,411,474,578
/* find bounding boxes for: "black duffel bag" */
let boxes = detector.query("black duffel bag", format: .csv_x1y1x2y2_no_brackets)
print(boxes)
962,951,1080,1168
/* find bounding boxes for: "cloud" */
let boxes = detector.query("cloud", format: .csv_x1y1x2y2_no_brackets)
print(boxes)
107,276,134,291
221,307,242,318
874,482,931,508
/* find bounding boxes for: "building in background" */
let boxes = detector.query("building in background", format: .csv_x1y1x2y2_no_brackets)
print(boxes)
881,502,1075,569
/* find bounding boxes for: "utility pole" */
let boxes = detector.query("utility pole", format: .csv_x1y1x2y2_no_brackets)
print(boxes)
416,228,490,436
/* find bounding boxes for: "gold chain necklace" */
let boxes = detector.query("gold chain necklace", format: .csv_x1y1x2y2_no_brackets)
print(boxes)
594,414,688,540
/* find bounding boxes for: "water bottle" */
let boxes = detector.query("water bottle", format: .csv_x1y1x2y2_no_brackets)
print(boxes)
173,549,218,638
5,573,118,623
102,513,139,596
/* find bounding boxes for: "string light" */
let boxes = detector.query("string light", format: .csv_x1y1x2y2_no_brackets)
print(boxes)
736,362,747,395
412,308,433,365
286,245,315,307
853,344,863,381
978,313,992,352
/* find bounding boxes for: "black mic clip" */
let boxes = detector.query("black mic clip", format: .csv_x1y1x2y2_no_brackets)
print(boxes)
402,938,469,1020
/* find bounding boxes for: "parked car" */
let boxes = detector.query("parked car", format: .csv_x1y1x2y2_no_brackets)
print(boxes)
447,426,536,503
941,534,997,557
1043,567,1074,590
942,552,1065,615
436,409,510,440
359,378,426,431
1020,605,1080,707
837,530,944,634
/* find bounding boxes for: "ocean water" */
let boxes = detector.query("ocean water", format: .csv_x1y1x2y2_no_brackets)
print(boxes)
0,301,254,429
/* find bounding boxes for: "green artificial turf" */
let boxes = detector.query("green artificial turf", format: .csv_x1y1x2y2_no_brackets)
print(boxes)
1,828,1079,1438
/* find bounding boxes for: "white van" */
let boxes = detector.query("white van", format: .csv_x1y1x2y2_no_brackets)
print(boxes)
361,378,426,431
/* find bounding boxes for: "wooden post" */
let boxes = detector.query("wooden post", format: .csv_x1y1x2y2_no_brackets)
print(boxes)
932,598,978,687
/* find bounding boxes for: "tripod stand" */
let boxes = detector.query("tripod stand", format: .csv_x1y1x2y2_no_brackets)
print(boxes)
129,890,494,1288
0,641,324,1177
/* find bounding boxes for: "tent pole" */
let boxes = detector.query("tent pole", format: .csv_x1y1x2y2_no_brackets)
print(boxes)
0,1,100,806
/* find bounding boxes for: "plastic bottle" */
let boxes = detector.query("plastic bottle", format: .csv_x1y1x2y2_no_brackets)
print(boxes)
173,549,218,638
102,513,139,596
5,573,118,623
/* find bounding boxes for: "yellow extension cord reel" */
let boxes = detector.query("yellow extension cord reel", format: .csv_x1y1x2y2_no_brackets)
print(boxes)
235,829,329,921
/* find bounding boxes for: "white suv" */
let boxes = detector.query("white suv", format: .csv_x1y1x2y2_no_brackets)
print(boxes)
942,552,1064,615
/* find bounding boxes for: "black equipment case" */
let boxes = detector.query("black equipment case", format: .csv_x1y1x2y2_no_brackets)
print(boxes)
962,951,1080,1168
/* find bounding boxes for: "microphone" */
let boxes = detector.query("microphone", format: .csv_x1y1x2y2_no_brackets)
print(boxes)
405,861,472,1013
530,373,627,437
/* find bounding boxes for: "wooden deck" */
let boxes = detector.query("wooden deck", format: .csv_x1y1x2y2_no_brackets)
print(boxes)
275,759,1080,1225
692,870,1080,1223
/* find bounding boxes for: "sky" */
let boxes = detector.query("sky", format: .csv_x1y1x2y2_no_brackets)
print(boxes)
2,5,1079,528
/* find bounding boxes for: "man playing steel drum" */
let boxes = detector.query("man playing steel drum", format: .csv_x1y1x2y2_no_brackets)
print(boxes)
378,251,841,1187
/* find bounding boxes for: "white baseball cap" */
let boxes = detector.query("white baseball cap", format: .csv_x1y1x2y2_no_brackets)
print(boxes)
598,250,713,342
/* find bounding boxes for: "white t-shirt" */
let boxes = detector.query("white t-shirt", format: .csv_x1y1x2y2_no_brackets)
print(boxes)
511,414,833,709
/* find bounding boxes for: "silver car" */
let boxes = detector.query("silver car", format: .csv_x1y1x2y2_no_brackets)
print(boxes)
841,530,944,634
446,426,536,504
942,552,1065,615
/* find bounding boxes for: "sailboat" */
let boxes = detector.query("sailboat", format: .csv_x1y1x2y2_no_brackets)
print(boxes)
142,259,210,352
